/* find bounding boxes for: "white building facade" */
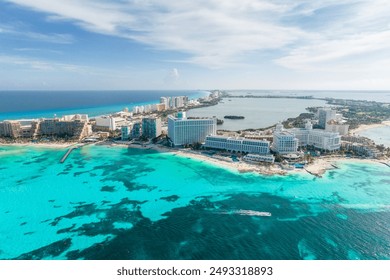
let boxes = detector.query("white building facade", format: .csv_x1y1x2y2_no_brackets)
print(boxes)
325,121,349,136
168,112,216,146
204,135,270,154
272,130,299,154
243,154,275,163
61,114,89,122
279,121,341,152
318,108,337,128
95,116,126,131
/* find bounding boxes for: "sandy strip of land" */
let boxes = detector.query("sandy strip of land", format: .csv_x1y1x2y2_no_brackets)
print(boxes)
169,149,386,177
349,120,390,134
111,141,389,177
299,156,385,177
111,141,287,175
176,149,289,175
3,140,385,177
0,142,74,148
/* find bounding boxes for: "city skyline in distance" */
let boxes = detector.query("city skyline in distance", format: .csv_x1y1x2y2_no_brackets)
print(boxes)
1,0,390,91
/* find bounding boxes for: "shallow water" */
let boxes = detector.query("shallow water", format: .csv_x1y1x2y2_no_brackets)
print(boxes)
357,126,390,147
0,145,389,259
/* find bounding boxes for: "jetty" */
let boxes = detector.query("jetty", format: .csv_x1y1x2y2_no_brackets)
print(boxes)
59,141,102,163
380,162,390,168
304,167,322,178
60,146,78,163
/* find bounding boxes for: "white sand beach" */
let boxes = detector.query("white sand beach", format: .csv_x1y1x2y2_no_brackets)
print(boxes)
112,142,387,177
0,141,74,149
2,140,387,177
349,120,390,135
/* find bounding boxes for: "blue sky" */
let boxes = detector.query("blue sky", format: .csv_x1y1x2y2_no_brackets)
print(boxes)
1,0,390,90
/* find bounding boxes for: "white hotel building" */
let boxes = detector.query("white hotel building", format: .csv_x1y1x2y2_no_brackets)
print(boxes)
272,122,341,153
204,135,270,154
318,108,337,128
168,112,216,146
272,127,299,154
290,121,341,151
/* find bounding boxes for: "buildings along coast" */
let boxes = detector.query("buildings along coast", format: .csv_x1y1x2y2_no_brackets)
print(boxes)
2,91,385,161
0,114,91,140
272,121,341,153
168,111,216,146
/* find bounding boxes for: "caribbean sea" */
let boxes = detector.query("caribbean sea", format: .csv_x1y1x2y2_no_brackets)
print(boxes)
0,90,209,120
0,145,389,260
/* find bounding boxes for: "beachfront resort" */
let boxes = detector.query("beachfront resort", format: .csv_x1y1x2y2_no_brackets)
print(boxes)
1,90,390,176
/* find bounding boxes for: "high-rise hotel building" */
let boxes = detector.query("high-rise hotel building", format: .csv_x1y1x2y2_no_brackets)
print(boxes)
318,108,337,129
205,135,270,154
142,117,162,139
289,121,341,151
272,122,341,153
272,123,299,154
168,112,216,146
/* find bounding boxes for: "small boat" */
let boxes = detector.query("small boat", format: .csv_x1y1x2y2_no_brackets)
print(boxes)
216,210,272,217
235,210,272,217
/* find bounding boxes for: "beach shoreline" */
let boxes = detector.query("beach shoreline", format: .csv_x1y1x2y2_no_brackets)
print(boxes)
349,120,390,135
108,141,388,177
1,140,387,177
0,142,74,149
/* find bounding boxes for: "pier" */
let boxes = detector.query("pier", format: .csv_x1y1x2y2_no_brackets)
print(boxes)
60,146,78,163
304,168,322,178
380,162,390,168
59,142,99,163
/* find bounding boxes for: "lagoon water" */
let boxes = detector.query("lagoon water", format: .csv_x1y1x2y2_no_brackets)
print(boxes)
0,145,389,260
187,98,327,131
187,90,390,131
227,90,390,103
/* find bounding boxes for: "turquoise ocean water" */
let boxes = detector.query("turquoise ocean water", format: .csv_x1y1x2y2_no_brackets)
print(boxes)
1,90,389,259
0,145,389,260
0,90,209,121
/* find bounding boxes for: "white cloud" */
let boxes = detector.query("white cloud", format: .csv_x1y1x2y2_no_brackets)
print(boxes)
4,0,390,77
13,48,63,55
0,54,93,72
164,68,180,85
276,30,390,71
273,1,390,72
4,0,304,68
0,23,74,44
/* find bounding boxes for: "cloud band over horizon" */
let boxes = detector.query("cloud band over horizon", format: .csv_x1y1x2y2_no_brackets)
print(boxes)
1,0,390,90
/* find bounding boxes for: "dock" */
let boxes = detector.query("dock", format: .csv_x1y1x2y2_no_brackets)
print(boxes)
380,162,390,168
59,142,98,163
60,146,78,163
304,168,322,178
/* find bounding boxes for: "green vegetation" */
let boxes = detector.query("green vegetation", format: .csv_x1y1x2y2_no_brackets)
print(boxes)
282,113,315,128
314,98,390,129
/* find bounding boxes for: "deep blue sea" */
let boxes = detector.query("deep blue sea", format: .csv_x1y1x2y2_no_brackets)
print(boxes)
2,90,390,121
0,90,209,120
